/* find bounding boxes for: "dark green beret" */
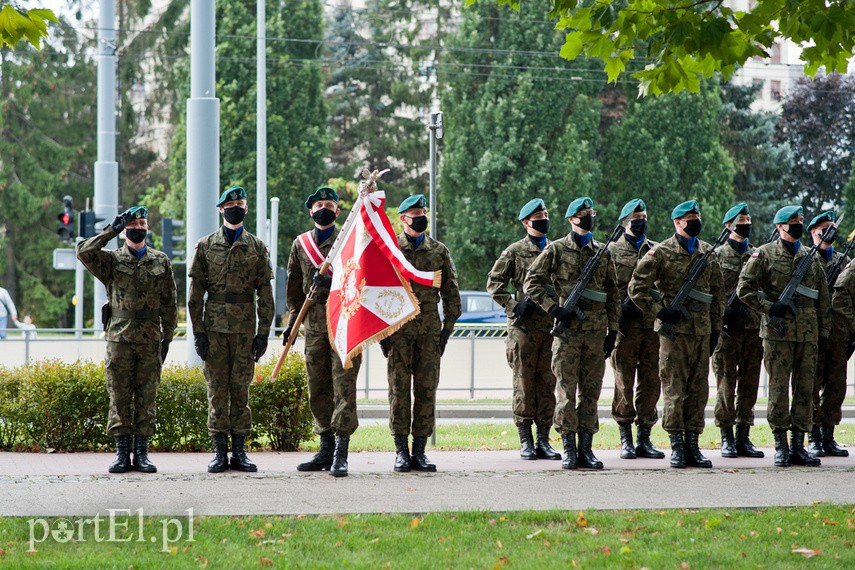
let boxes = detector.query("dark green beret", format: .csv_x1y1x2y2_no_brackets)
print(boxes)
518,198,546,221
304,186,340,209
398,194,427,214
722,202,750,225
807,210,835,231
773,205,803,224
216,186,247,207
671,200,700,220
619,199,646,221
122,206,148,220
565,197,594,218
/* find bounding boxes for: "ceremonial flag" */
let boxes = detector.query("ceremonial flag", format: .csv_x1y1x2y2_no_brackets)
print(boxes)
326,191,441,368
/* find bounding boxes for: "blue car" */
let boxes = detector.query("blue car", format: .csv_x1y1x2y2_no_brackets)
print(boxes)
456,291,506,324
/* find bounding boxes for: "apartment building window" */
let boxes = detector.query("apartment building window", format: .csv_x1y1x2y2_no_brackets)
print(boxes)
771,80,782,101
771,43,782,64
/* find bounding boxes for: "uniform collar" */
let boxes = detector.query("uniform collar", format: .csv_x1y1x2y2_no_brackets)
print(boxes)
676,234,698,255
624,232,646,251
727,238,748,255
572,232,593,249
314,226,335,246
780,239,801,256
528,234,547,251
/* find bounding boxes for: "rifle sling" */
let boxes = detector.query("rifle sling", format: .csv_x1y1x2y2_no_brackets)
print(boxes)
580,288,608,303
795,284,820,300
687,289,713,304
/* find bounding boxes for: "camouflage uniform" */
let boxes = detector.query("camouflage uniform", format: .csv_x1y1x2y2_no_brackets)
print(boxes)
830,261,855,424
386,234,461,437
77,226,178,437
737,240,830,433
608,235,661,428
813,251,848,429
286,228,361,437
712,240,763,428
524,234,620,435
188,227,274,436
487,236,556,426
628,235,724,434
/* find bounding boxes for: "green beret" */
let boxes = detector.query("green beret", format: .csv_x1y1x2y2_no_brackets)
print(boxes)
398,194,427,214
773,205,803,224
671,200,700,220
123,206,148,220
304,186,340,209
565,197,594,218
722,202,750,225
807,210,836,231
619,199,646,221
216,186,247,207
518,198,546,221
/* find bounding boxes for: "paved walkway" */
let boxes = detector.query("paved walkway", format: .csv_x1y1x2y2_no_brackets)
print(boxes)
1,450,852,516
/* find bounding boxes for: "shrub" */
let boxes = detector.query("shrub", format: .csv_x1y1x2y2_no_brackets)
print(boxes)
151,365,209,451
0,367,23,450
252,353,314,451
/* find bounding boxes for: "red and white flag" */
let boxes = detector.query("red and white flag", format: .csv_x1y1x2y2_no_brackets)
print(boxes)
326,191,441,368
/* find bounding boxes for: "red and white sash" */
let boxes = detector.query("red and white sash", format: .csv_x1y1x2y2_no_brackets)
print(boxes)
297,231,331,274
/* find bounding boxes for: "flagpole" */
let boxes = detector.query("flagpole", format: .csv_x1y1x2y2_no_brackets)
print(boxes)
270,169,388,380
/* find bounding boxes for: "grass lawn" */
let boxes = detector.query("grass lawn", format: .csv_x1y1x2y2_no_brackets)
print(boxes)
0,506,851,568
299,422,855,453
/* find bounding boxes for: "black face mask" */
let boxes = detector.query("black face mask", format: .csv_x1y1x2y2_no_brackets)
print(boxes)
311,207,337,227
629,219,647,237
734,223,752,238
223,206,246,224
408,215,429,233
683,219,702,238
530,219,549,235
125,228,147,244
576,215,593,232
785,223,804,240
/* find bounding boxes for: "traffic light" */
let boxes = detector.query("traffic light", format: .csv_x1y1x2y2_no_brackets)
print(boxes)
161,218,185,261
79,210,97,239
57,195,74,242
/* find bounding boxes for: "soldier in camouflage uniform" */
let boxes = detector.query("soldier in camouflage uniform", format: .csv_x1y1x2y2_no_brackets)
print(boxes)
806,211,849,457
629,200,724,469
829,260,855,457
524,197,620,470
379,194,461,472
77,206,177,474
285,187,362,477
737,205,829,467
188,186,274,473
712,203,765,459
487,198,561,461
608,199,665,461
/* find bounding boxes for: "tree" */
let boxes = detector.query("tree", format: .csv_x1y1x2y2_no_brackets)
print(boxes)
776,73,855,217
599,86,736,242
483,0,855,96
440,0,604,289
0,3,57,49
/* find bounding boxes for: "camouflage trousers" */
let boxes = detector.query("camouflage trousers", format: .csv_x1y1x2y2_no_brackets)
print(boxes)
105,340,161,437
506,325,556,426
659,333,709,434
712,326,763,427
552,335,604,434
763,339,816,433
304,329,361,436
813,317,848,427
386,311,441,437
203,331,255,436
609,327,660,427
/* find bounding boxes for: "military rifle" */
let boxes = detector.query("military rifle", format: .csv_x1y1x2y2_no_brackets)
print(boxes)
550,223,624,337
724,228,780,318
659,227,731,341
825,228,855,287
768,220,840,336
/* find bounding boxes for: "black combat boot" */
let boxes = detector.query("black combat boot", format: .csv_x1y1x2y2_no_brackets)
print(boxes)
230,434,258,472
393,435,411,472
577,432,604,469
685,431,712,468
618,424,636,459
808,425,825,457
132,436,157,473
410,436,436,472
734,424,764,457
773,429,790,467
719,426,737,458
297,432,335,471
535,423,562,460
790,430,821,466
207,433,229,473
560,431,577,470
635,425,665,459
108,435,132,474
330,434,350,477
669,432,686,469
517,421,537,460
821,425,849,457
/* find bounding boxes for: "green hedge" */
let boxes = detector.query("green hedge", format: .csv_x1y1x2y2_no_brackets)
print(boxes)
0,354,313,452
